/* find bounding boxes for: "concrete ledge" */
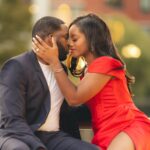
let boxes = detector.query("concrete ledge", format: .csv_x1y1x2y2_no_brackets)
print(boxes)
80,128,93,142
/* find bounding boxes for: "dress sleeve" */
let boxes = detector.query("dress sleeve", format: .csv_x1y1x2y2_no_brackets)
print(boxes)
87,56,125,79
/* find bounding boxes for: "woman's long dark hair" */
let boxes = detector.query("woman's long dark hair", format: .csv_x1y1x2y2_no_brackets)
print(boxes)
69,13,135,96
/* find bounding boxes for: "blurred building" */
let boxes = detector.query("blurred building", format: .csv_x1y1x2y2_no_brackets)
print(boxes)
30,0,150,31
83,0,150,32
57,0,150,31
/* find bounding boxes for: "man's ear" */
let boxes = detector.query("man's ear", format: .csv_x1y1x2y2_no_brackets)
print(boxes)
45,35,53,46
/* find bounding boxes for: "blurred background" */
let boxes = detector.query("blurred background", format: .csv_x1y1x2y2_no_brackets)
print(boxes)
0,0,150,116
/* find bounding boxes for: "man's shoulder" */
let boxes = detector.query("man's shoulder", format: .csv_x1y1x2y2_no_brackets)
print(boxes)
10,50,32,62
0,50,36,82
0,50,36,77
2,50,34,67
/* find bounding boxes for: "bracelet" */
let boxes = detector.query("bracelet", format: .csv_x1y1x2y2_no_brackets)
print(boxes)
50,63,64,73
53,67,64,73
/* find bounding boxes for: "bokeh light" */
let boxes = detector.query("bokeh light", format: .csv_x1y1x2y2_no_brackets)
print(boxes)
55,3,72,25
121,44,141,58
28,4,39,14
107,20,125,43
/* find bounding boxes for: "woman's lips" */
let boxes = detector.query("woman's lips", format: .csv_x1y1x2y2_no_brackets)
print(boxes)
69,49,75,53
70,48,75,51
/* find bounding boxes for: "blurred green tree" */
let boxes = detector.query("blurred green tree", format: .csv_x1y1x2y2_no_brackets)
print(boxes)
105,15,150,104
0,0,32,65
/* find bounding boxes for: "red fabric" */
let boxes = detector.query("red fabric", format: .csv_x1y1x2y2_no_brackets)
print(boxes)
86,56,150,150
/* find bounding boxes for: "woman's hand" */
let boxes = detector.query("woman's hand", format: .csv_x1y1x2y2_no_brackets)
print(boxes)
32,35,59,65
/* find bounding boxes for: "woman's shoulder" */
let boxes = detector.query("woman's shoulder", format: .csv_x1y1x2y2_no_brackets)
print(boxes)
89,56,123,69
87,56,125,78
92,56,122,65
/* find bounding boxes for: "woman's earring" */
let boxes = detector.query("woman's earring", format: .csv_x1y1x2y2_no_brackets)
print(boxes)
91,45,95,52
90,43,95,52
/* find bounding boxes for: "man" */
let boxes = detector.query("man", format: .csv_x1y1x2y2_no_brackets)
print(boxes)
0,16,98,150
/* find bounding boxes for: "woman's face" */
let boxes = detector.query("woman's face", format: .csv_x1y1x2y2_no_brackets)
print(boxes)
68,24,89,57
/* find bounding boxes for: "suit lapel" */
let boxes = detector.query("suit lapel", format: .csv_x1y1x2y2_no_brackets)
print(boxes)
27,50,50,116
28,50,49,92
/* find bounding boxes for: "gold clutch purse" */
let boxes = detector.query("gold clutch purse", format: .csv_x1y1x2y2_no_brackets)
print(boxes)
66,54,87,77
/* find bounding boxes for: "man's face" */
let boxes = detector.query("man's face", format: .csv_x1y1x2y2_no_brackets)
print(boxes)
53,24,68,61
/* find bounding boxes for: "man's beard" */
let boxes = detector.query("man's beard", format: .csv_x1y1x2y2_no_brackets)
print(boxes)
57,41,68,61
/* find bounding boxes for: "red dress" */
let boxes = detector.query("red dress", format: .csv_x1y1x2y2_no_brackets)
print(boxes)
86,56,150,150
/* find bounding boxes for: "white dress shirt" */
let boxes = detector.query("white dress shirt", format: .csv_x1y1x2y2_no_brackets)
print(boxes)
38,61,64,131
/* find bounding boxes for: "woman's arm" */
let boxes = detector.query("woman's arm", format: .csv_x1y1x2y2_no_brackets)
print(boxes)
54,68,111,105
32,36,111,106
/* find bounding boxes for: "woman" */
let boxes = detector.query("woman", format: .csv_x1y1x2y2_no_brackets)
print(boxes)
32,14,150,150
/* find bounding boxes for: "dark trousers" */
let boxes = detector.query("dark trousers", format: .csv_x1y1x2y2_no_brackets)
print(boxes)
1,131,99,150
35,131,99,150
1,138,30,150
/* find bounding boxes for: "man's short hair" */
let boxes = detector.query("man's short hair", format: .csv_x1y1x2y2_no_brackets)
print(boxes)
32,16,64,39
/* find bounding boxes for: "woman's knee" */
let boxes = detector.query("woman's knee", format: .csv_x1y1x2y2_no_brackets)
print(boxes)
107,132,135,150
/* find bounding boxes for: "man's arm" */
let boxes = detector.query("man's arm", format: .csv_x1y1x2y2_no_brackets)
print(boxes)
0,59,47,150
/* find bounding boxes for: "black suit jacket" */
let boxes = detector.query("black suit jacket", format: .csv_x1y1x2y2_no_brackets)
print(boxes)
0,50,87,150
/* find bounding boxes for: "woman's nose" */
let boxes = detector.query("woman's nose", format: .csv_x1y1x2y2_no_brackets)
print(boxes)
67,39,73,48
